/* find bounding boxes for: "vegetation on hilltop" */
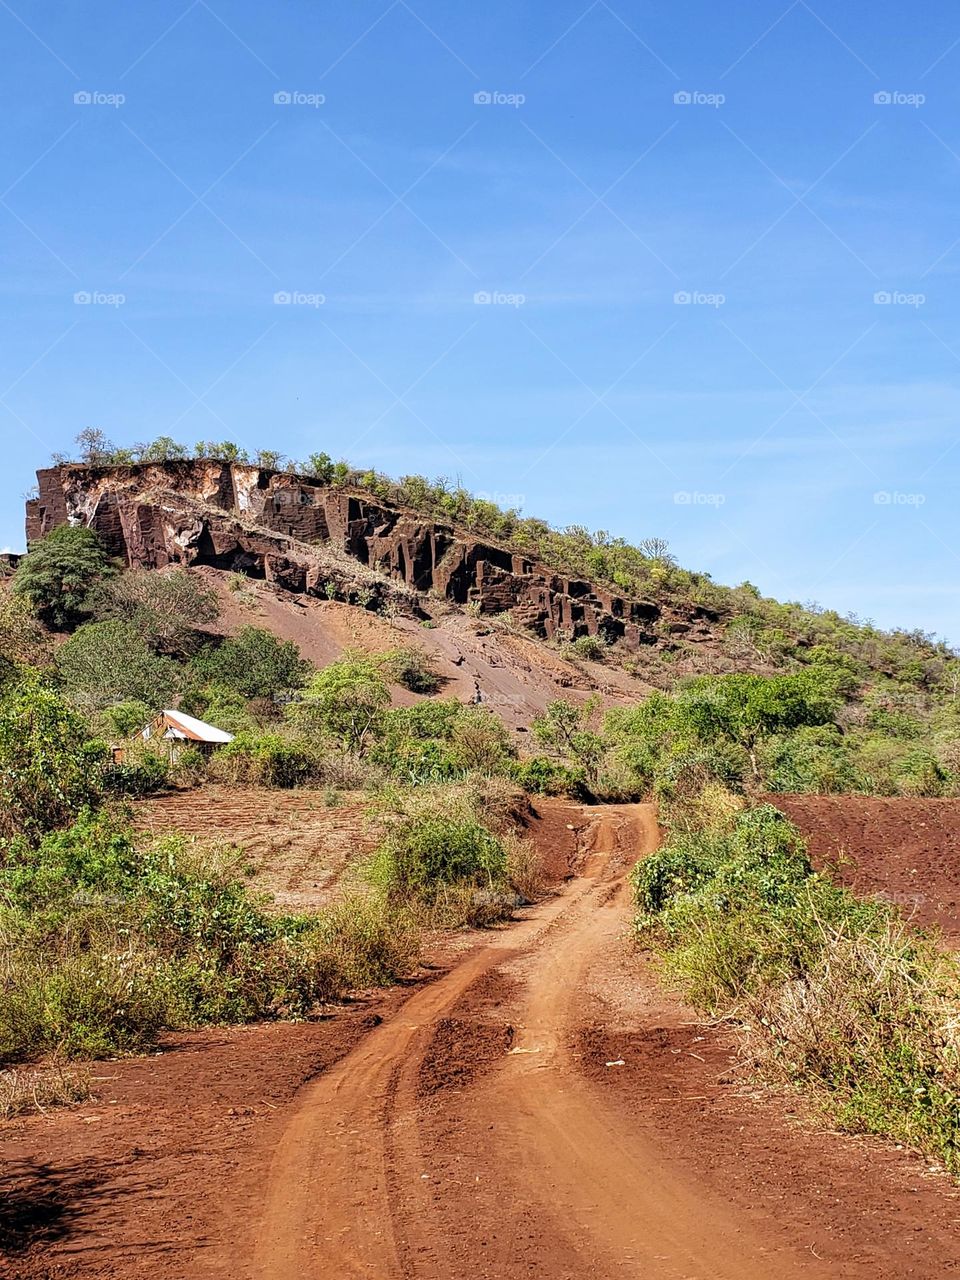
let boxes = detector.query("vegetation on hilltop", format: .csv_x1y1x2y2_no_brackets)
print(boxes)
46,430,957,702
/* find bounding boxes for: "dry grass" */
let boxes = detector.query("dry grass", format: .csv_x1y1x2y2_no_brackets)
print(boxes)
0,1062,91,1119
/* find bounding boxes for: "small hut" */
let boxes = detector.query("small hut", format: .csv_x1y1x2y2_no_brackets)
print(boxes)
115,709,234,763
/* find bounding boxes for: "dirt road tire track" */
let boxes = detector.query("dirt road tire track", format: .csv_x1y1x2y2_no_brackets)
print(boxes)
251,805,835,1280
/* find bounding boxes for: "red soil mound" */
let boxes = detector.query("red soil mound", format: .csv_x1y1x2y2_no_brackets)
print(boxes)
769,794,960,939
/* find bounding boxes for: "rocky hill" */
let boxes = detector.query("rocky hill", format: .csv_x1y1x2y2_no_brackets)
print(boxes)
26,461,725,656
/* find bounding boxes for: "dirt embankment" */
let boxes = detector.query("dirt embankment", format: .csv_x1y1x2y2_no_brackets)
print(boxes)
7,801,960,1279
133,785,375,912
769,794,960,940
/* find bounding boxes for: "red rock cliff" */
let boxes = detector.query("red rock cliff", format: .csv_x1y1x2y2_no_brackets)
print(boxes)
26,462,720,648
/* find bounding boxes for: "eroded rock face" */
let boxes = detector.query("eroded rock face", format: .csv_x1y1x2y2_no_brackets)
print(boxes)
25,462,721,646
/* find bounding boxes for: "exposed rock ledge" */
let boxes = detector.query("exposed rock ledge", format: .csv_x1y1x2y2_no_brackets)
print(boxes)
26,462,720,648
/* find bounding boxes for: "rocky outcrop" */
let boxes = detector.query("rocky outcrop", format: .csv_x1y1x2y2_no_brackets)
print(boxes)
26,462,721,647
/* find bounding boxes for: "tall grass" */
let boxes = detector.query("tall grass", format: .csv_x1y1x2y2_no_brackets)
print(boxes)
0,811,418,1064
634,800,960,1173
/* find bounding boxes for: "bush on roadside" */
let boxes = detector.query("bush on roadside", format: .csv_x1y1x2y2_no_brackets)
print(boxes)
0,813,420,1063
634,800,960,1173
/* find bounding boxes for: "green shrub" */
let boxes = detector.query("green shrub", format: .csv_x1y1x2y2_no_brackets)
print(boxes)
568,634,607,661
370,814,507,901
0,814,383,1062
385,646,442,694
101,699,153,738
13,525,115,628
317,892,420,987
211,732,322,787
511,755,585,796
191,627,311,699
0,674,107,843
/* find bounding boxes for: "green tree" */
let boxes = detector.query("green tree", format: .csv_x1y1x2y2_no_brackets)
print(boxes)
57,620,180,712
191,626,311,699
302,452,334,483
13,525,115,628
531,698,605,786
134,436,191,462
676,670,843,778
0,674,107,842
292,653,389,753
87,568,220,656
193,440,249,463
0,594,52,686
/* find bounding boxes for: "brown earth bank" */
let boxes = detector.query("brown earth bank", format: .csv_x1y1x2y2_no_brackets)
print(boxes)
769,794,960,939
133,785,376,912
5,802,960,1279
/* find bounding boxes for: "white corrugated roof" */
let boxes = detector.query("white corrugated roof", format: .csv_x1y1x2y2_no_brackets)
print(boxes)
160,709,234,743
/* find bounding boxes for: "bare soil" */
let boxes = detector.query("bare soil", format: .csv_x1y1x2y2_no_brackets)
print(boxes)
134,785,375,912
7,802,960,1279
769,793,960,940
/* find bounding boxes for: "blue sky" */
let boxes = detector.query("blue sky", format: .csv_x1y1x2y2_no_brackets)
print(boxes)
3,2,960,639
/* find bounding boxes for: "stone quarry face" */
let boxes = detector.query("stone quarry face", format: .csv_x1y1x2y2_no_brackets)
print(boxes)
25,462,720,648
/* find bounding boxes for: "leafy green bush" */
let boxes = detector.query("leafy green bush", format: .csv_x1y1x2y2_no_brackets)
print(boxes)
756,725,860,794
101,699,153,738
210,732,322,788
0,813,406,1062
317,892,420,987
370,814,507,901
191,627,311,699
0,675,107,843
511,755,585,796
0,595,52,686
13,525,115,628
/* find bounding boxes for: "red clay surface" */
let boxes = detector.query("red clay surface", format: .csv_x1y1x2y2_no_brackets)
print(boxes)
769,794,960,939
6,801,960,1279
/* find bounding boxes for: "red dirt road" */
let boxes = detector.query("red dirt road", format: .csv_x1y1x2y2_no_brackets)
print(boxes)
6,802,960,1279
249,806,960,1280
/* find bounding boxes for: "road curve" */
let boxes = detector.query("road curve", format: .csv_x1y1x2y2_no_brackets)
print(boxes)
251,804,832,1280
